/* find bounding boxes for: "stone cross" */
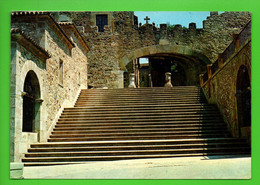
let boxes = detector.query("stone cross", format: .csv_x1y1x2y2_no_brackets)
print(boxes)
144,16,150,24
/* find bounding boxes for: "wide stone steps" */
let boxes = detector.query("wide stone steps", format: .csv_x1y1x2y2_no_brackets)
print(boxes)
22,86,250,166
76,95,205,99
75,102,208,107
27,142,247,153
48,134,230,142
56,117,223,125
58,114,222,121
30,138,248,148
80,87,200,91
62,108,217,114
23,150,250,165
59,112,221,119
67,103,217,109
75,87,208,107
77,95,204,99
52,127,227,134
24,147,250,158
53,124,226,132
23,138,250,166
50,130,230,138
23,153,251,166
75,100,208,105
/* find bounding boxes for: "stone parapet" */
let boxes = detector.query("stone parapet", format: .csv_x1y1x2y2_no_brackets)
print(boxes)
56,11,251,88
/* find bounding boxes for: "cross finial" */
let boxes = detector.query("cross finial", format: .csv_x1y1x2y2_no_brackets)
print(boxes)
144,16,150,24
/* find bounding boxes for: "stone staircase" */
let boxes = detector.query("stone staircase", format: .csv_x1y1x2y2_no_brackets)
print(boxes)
22,86,251,166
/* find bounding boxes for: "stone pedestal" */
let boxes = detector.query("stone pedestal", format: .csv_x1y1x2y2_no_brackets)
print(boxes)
10,162,24,179
164,72,173,87
128,73,136,88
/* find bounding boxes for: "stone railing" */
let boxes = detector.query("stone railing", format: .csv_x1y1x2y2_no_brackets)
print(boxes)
200,21,251,85
199,21,251,138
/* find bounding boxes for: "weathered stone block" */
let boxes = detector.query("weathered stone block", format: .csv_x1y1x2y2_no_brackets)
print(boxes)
10,163,24,179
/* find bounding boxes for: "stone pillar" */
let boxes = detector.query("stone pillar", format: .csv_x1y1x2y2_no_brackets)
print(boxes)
207,64,213,79
233,33,240,52
199,74,204,86
164,72,173,87
35,98,44,141
218,53,224,68
128,73,136,88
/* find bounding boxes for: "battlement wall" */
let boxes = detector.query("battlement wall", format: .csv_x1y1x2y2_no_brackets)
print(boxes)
55,11,251,88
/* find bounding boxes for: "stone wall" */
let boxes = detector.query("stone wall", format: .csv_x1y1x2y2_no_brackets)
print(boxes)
200,22,251,138
10,40,46,161
44,23,88,131
10,13,88,162
58,11,251,88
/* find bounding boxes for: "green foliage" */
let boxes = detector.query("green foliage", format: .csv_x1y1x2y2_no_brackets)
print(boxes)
167,22,175,30
166,22,188,30
171,63,178,73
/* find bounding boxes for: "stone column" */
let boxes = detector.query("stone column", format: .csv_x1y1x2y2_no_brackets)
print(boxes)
35,98,44,141
128,73,136,88
164,72,173,87
207,64,213,79
218,53,224,68
199,74,204,86
233,33,240,52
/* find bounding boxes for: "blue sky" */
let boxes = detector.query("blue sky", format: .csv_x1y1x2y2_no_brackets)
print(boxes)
134,11,212,28
134,11,220,63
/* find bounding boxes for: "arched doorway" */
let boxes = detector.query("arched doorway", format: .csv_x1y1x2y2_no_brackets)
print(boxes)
120,45,210,88
236,65,251,138
22,71,41,132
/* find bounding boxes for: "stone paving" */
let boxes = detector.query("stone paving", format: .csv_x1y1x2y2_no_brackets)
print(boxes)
23,155,251,179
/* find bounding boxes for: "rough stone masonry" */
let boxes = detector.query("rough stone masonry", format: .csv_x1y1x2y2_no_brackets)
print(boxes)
53,11,251,88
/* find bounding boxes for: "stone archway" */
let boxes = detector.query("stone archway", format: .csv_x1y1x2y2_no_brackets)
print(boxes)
22,70,41,133
120,44,210,87
120,44,211,68
236,65,251,138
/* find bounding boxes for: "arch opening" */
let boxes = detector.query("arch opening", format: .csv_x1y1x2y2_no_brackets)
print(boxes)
149,56,188,87
121,45,209,88
236,65,251,138
22,70,41,132
124,53,205,88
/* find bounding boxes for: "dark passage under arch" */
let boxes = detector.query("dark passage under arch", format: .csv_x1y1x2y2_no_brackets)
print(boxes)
236,65,251,137
22,71,40,132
